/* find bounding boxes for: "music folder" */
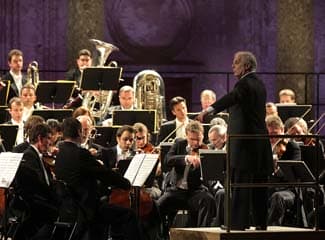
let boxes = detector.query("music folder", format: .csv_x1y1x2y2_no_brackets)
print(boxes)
0,124,19,152
124,153,159,187
199,149,226,184
36,80,75,106
277,160,316,182
81,67,122,91
0,152,23,188
112,110,157,133
32,109,73,122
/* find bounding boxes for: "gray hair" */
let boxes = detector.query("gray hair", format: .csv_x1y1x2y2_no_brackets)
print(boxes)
236,51,257,72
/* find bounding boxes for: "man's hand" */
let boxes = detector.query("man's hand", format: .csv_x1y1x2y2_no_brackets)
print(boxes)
196,111,207,122
185,155,201,168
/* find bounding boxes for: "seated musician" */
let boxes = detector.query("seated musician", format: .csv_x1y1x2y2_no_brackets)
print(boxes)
102,85,136,126
55,118,143,240
157,96,191,144
207,124,227,151
102,125,136,169
265,115,302,226
133,122,162,199
20,83,37,121
76,115,103,158
157,121,216,232
13,123,58,239
12,115,45,153
6,97,25,145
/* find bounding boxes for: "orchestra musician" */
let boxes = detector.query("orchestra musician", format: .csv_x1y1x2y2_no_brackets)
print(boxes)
55,118,143,240
265,115,302,226
157,96,191,144
2,49,27,104
207,124,227,151
6,97,25,145
20,83,37,121
196,51,273,230
13,123,58,239
157,121,216,234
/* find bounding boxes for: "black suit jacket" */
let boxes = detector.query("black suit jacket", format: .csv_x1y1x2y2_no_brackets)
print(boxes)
165,138,203,190
55,141,130,220
158,120,176,144
2,72,27,103
210,72,273,174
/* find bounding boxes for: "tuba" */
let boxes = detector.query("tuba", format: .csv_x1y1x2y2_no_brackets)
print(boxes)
133,70,166,132
26,61,39,87
81,39,119,121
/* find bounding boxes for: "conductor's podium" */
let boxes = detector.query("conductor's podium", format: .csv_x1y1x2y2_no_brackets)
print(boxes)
170,226,325,240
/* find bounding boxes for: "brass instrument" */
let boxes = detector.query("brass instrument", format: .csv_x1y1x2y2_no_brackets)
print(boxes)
81,39,119,121
26,61,39,87
133,70,166,132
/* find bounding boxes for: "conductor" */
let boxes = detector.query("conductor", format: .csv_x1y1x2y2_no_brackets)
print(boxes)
197,51,273,230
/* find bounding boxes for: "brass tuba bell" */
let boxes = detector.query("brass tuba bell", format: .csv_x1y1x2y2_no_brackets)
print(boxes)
81,39,120,121
133,70,167,132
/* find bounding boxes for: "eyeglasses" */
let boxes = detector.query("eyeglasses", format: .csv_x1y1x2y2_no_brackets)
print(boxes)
136,136,145,141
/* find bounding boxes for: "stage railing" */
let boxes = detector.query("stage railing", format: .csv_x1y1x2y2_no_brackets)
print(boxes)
225,134,324,232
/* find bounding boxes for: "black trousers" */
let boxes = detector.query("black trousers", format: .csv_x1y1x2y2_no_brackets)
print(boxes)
230,169,268,229
157,188,216,227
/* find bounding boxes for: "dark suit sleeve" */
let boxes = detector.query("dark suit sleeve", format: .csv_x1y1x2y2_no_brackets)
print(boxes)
80,148,131,190
165,140,187,170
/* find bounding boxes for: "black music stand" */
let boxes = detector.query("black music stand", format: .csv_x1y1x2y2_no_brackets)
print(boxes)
276,104,312,124
0,106,9,124
116,158,132,176
277,160,316,182
93,126,119,148
187,112,229,124
0,80,10,106
112,110,157,133
81,67,122,91
36,81,75,108
0,124,18,152
32,109,73,122
199,149,226,185
300,145,325,178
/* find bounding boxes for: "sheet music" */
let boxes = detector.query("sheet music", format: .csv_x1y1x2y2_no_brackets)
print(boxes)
0,152,23,188
124,153,159,187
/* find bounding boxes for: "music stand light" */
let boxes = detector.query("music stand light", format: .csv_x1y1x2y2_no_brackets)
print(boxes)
36,81,75,108
0,124,19,152
81,67,122,91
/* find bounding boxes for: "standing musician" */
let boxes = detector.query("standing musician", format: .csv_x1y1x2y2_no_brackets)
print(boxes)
157,121,216,233
55,118,143,240
2,49,27,104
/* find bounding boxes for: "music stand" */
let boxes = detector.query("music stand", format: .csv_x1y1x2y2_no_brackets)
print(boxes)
0,124,18,152
116,158,132,176
81,67,122,91
159,142,173,173
32,109,73,122
93,126,119,148
300,145,325,177
0,80,10,106
0,106,9,124
187,112,229,124
199,149,226,185
112,110,157,133
276,104,312,124
277,160,316,182
36,81,75,108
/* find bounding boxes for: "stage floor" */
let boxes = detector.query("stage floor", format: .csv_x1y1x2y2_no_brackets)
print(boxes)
170,226,325,240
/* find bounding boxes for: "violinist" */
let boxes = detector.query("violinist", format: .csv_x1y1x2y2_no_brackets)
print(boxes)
13,123,58,239
265,115,302,226
157,121,216,234
133,122,162,199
